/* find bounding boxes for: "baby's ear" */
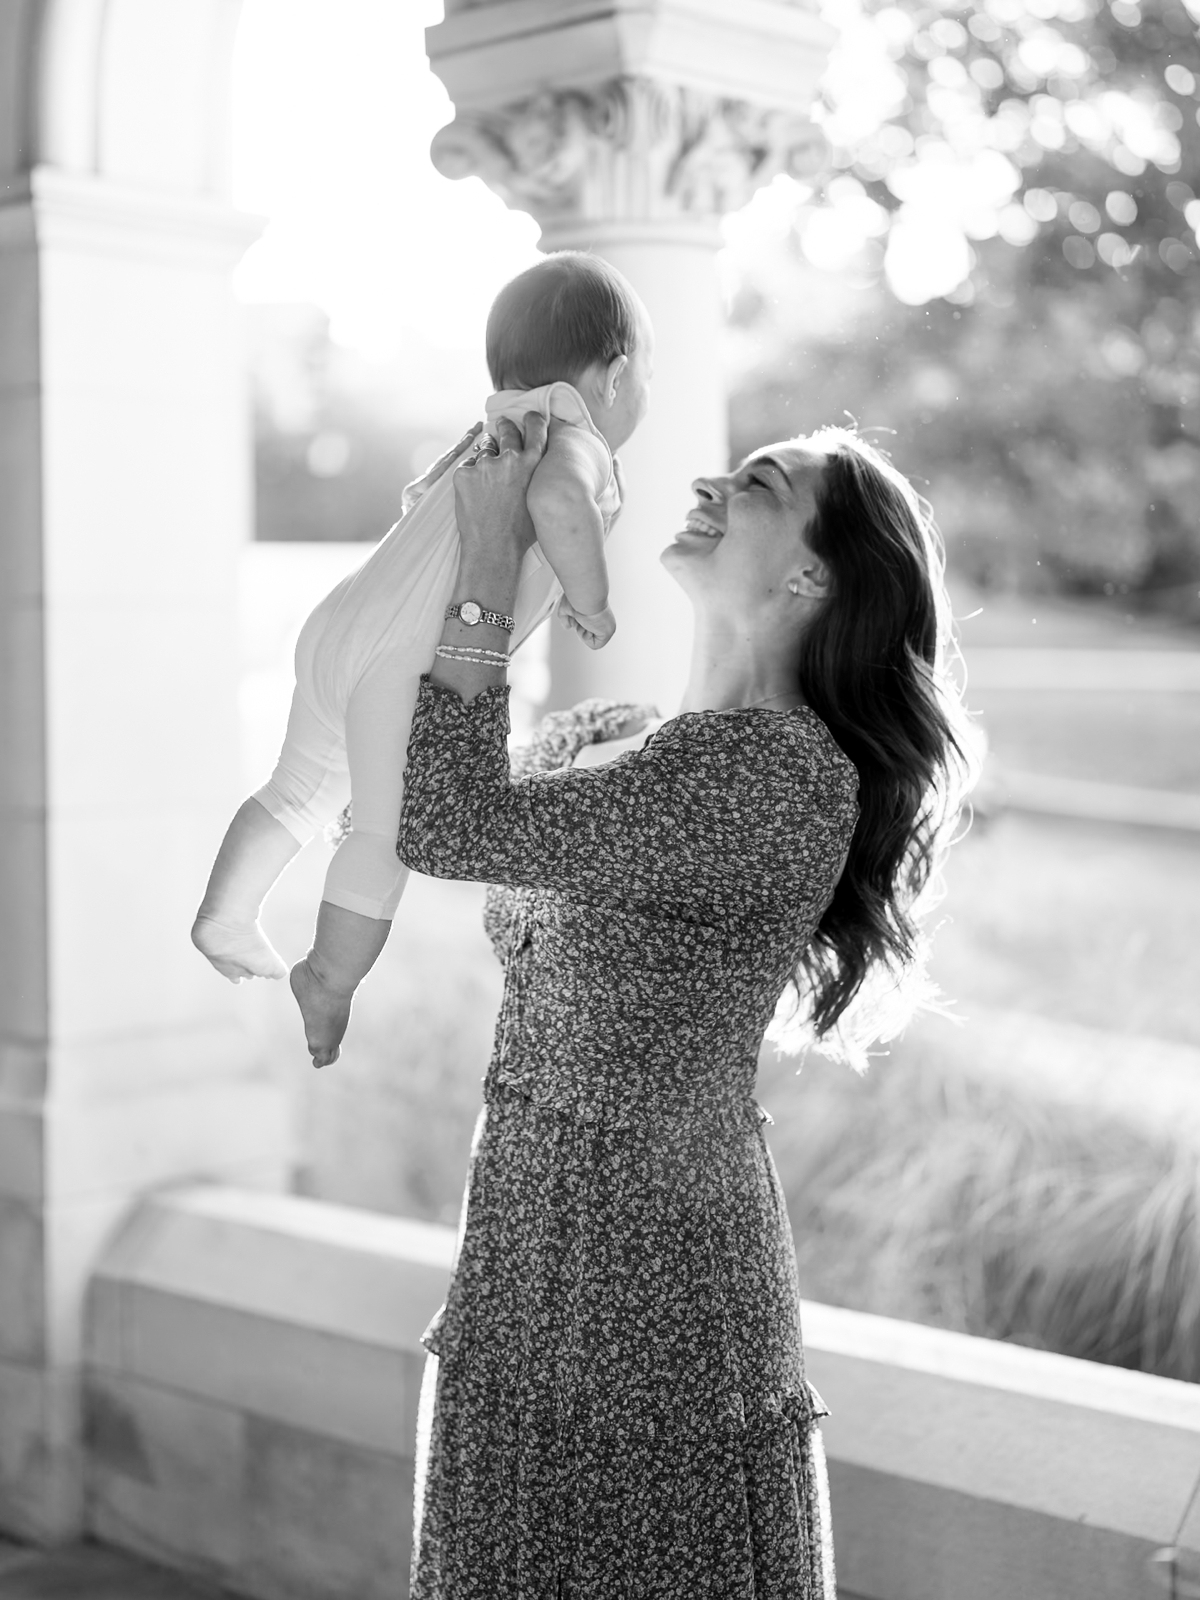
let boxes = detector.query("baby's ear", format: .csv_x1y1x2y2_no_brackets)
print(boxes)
604,352,629,405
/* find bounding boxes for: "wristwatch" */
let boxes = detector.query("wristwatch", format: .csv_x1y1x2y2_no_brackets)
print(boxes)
445,600,515,633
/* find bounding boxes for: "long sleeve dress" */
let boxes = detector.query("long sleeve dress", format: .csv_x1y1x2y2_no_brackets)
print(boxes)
397,678,860,1600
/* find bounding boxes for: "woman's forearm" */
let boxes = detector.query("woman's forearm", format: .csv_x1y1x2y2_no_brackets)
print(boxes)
429,545,525,703
426,413,546,701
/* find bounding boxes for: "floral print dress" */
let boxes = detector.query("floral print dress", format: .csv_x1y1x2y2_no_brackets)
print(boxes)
398,678,860,1600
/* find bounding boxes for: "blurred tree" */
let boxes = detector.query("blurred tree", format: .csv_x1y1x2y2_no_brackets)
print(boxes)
249,305,483,543
251,305,424,542
730,0,1200,612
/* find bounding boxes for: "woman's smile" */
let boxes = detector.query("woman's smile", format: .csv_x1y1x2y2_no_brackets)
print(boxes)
678,510,723,541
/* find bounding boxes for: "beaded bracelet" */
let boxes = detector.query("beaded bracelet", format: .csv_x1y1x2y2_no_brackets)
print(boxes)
434,644,510,667
436,643,510,660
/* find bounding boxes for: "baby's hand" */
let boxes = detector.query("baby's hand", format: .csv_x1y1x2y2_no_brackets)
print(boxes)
557,597,616,651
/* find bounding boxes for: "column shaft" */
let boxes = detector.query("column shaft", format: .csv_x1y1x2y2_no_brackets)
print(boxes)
541,221,726,714
0,170,290,1542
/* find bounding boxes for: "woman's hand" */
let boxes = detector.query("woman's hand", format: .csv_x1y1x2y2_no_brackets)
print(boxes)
452,412,549,570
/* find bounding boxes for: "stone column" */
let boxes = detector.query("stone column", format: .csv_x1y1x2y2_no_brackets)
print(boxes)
0,0,289,1542
426,2,832,712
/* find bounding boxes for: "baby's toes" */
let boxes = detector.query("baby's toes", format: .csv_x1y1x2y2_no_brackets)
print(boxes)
250,946,289,981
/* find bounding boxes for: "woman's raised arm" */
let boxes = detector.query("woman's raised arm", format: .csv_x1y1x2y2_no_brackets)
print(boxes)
399,675,852,917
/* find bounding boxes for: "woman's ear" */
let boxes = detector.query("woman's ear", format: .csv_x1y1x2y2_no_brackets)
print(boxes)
788,558,832,600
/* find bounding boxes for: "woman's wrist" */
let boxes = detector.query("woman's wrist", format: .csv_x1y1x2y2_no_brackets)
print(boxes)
431,553,522,701
450,550,523,616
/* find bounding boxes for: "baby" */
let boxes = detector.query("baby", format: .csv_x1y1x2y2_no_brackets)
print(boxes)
192,251,653,1056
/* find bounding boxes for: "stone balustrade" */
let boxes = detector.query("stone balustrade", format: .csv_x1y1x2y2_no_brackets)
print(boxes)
803,1301,1200,1600
85,1186,452,1600
83,1184,1200,1600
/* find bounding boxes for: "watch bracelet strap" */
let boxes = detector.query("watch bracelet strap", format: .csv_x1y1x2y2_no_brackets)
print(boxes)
444,601,515,633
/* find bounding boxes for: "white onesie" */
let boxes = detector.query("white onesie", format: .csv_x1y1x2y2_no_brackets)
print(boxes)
252,382,621,919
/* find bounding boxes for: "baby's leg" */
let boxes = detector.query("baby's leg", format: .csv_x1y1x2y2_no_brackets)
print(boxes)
193,687,349,982
289,650,420,1064
192,799,302,981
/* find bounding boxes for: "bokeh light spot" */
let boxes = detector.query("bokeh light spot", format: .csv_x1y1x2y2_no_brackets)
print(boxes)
1104,191,1137,224
1062,234,1096,268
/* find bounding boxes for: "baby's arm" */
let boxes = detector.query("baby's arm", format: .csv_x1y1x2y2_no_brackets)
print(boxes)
526,421,615,650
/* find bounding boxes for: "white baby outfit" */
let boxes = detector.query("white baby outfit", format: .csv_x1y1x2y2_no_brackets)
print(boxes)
253,383,621,919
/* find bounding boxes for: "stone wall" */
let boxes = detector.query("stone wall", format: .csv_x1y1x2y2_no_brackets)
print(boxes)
85,1187,451,1600
84,1185,1200,1600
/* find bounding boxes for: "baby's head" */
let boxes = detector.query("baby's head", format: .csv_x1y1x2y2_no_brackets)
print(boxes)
486,252,653,451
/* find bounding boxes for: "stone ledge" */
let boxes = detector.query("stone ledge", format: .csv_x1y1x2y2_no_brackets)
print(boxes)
83,1185,1200,1600
93,1184,454,1338
802,1300,1200,1600
83,1186,447,1598
88,1185,450,1449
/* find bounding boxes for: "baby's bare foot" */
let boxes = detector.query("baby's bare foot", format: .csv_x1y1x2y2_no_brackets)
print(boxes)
289,957,353,1068
191,914,289,983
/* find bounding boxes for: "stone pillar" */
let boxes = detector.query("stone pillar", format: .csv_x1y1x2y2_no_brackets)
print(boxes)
0,0,289,1542
426,2,832,713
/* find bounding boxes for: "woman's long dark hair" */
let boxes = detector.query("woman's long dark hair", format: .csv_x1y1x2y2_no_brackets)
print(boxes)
773,428,982,1068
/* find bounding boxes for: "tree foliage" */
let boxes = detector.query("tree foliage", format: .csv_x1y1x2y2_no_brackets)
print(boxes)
731,0,1200,611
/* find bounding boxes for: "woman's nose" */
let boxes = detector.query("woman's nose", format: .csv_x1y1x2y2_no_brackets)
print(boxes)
691,475,721,502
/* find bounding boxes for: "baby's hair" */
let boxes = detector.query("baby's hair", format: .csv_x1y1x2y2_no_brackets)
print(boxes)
486,251,640,391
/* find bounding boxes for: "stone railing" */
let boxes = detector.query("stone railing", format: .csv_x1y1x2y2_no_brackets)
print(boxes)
801,1301,1200,1600
84,1185,1200,1600
85,1186,452,1600
967,647,1200,834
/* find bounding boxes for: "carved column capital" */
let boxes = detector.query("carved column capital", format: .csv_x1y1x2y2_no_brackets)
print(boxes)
430,77,828,236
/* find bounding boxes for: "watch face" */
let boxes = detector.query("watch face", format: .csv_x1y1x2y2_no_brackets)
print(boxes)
460,601,482,626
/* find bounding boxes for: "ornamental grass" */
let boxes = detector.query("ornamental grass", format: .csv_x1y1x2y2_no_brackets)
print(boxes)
767,1046,1200,1384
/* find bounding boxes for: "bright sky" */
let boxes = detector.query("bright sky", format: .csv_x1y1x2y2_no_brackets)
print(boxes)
231,0,541,355
230,0,918,354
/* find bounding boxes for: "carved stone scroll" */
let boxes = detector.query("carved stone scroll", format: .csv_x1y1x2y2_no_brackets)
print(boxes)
430,77,829,229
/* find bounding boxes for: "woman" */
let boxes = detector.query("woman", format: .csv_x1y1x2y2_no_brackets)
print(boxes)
396,413,976,1598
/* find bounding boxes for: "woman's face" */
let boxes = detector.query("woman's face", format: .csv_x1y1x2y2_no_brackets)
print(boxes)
661,442,829,617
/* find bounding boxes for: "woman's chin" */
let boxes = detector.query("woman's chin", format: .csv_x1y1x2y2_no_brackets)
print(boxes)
659,539,689,576
662,530,719,565
660,536,716,594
